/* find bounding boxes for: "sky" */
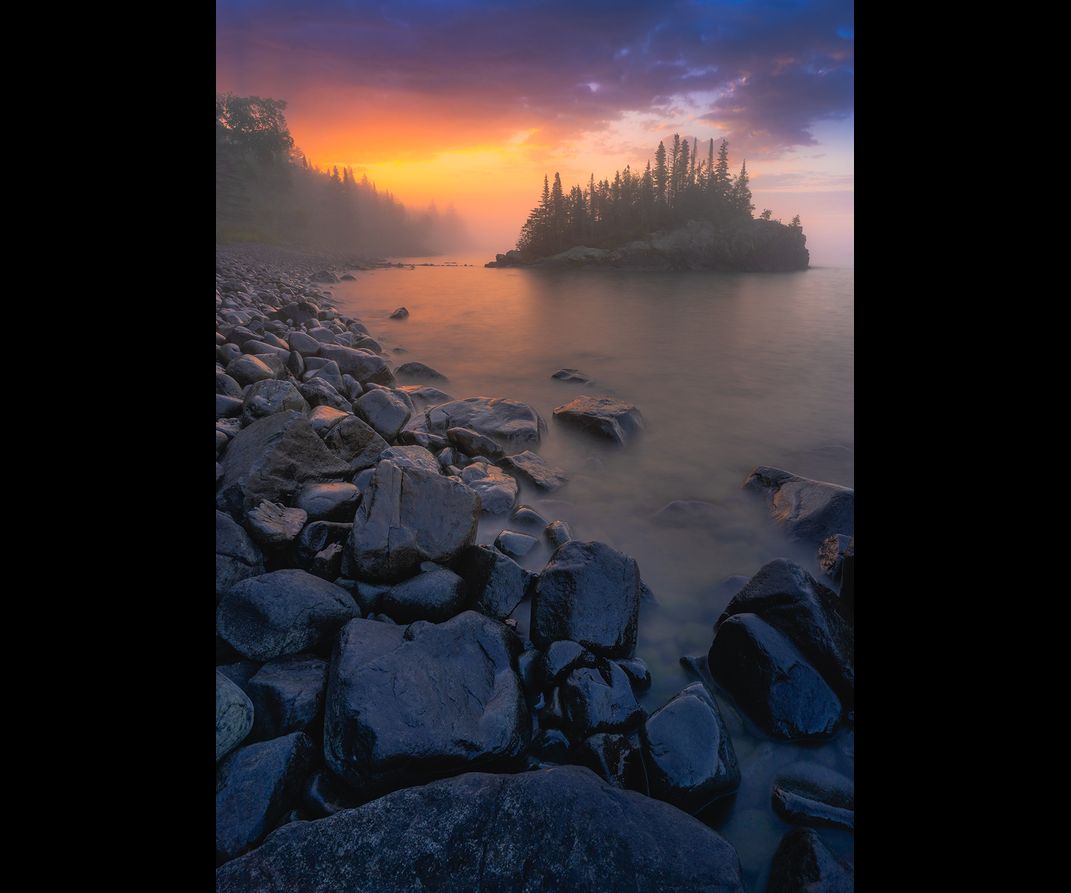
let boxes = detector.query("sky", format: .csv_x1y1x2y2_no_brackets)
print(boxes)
217,1,854,266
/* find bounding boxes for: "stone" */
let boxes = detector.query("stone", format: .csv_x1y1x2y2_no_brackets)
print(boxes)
298,379,351,412
311,544,344,580
743,466,854,546
312,269,340,283
818,534,853,583
452,544,536,620
287,330,321,357
216,371,243,398
499,450,569,491
217,342,242,365
216,510,266,599
225,354,276,388
531,540,641,658
427,396,545,452
215,732,316,864
616,657,651,692
324,612,529,795
543,639,592,687
397,385,454,408
296,521,352,567
642,682,740,814
354,388,412,441
396,361,447,381
530,727,571,763
317,344,395,386
576,732,644,790
216,394,243,419
381,567,469,623
378,444,440,474
767,829,854,893
322,415,389,472
246,654,329,742
301,770,360,819
216,670,254,762
771,762,855,831
389,306,409,318
244,501,307,548
307,405,350,437
553,395,644,446
294,482,360,522
545,519,575,547
307,326,339,345
217,570,359,661
561,663,645,738
707,613,841,740
460,461,518,515
345,461,480,583
215,766,746,893
270,302,319,326
510,504,549,531
552,368,590,383
494,528,537,559
307,360,345,393
240,379,309,426
446,426,503,459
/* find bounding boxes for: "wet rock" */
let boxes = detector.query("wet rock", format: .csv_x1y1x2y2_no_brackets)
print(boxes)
389,306,409,319
396,361,447,381
246,655,328,742
353,388,412,441
427,396,545,452
499,450,569,491
296,521,351,567
818,534,853,583
771,762,855,831
307,359,345,392
398,384,454,409
216,394,243,419
708,613,841,740
767,829,854,893
216,371,244,398
460,461,518,515
252,352,288,379
217,570,359,661
286,347,305,378
510,504,549,531
553,395,644,446
270,302,319,326
577,732,644,790
642,682,740,813
307,326,339,345
539,686,567,729
217,412,353,520
216,429,229,457
381,567,468,624
530,727,571,762
217,342,242,365
561,663,645,738
717,559,854,707
244,501,307,548
378,444,440,474
616,657,651,692
322,414,389,472
446,426,503,460
437,446,466,469
215,765,746,893
294,482,360,522
216,670,254,761
494,528,537,559
317,344,395,386
217,659,261,692
744,466,854,546
298,378,350,412
543,639,591,686
545,519,574,547
324,612,529,795
307,404,350,437
552,368,590,383
287,330,321,357
452,544,536,620
344,461,480,583
312,269,339,283
242,339,290,363
301,769,359,819
311,543,344,580
240,379,308,426
215,732,316,864
517,649,544,703
216,510,266,599
532,540,641,658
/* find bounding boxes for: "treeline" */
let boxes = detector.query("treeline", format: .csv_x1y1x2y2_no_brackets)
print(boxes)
216,94,467,256
516,136,800,259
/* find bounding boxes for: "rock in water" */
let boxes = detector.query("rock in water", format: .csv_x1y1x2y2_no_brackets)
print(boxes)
246,654,329,742
389,306,409,319
531,540,641,658
216,511,265,599
642,682,740,813
494,528,538,559
545,519,575,547
216,570,359,661
216,670,253,762
707,613,841,740
215,765,746,892
344,460,480,583
216,412,353,520
396,361,447,381
323,612,530,795
552,368,590,383
499,450,569,491
553,395,644,446
771,762,855,831
427,396,546,452
766,828,854,893
743,466,854,546
215,732,316,864
453,544,536,620
380,567,469,623
460,461,518,515
317,344,395,387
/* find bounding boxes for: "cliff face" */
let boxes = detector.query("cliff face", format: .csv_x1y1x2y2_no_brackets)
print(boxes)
488,219,809,272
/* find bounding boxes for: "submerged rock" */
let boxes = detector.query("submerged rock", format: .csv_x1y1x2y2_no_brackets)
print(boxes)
499,449,569,491
397,384,454,409
494,528,538,559
427,396,546,452
766,828,854,893
389,306,409,319
553,395,644,446
552,368,590,383
744,466,854,545
216,670,254,762
317,344,395,387
545,519,575,547
771,762,855,831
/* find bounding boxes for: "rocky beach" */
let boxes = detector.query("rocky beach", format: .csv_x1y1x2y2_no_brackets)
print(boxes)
215,244,855,892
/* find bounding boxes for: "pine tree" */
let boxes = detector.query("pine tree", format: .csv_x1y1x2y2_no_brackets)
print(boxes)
690,138,697,187
669,134,682,205
678,139,690,205
706,139,714,190
654,141,667,205
731,160,753,218
713,139,731,200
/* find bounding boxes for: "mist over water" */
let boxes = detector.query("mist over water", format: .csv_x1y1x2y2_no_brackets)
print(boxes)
331,261,853,887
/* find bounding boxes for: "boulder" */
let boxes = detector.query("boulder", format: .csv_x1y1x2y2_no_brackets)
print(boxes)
270,302,319,326
396,361,447,381
294,482,360,522
317,344,395,386
322,415,390,472
427,396,545,452
215,766,745,892
216,510,265,599
216,670,254,762
381,567,469,624
460,461,518,515
743,466,854,545
296,521,352,567
307,326,339,345
499,450,569,491
244,501,307,548
240,379,309,426
246,654,329,742
545,519,575,547
446,426,503,460
287,330,321,357
389,306,409,318
216,570,359,661
398,385,454,408
307,359,345,393
543,639,593,687
452,544,536,620
553,395,644,446
771,762,855,831
576,732,644,790
494,528,537,559
378,444,440,475
298,380,351,412
510,504,549,531
531,541,641,658
354,388,412,441
216,371,244,398
307,404,350,437
766,829,854,893
226,354,275,387
616,657,651,692
561,663,645,739
216,394,243,420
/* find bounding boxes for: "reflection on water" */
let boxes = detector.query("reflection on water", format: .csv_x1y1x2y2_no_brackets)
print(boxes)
333,260,854,886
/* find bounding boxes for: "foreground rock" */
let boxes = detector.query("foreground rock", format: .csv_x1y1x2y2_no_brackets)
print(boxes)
243,501,307,548
322,415,389,472
216,670,254,761
427,396,545,452
216,570,359,661
499,449,569,491
324,613,529,796
744,466,854,545
215,765,746,892
380,567,468,623
553,395,644,446
460,461,518,514
453,544,536,620
216,511,265,598
532,541,640,658
771,762,855,831
246,655,329,742
767,829,854,893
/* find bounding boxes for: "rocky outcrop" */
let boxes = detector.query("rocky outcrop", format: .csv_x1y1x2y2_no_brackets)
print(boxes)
743,466,854,546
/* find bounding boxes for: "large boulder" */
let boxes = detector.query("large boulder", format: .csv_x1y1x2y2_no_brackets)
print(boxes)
499,450,569,491
354,388,412,441
460,461,518,515
324,612,529,795
766,829,854,893
642,682,740,813
215,766,746,892
378,444,440,474
398,384,454,409
240,380,309,427
216,511,265,599
216,412,353,520
446,426,502,459
531,541,641,658
317,344,395,386
322,415,389,472
743,466,854,545
453,544,536,620
380,567,469,624
427,396,545,452
246,654,329,742
216,570,359,661
344,461,480,583
553,395,644,446
225,354,274,387
216,670,254,762
298,378,351,412
294,482,360,522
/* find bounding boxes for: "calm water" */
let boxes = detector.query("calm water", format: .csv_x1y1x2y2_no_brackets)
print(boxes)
331,259,854,888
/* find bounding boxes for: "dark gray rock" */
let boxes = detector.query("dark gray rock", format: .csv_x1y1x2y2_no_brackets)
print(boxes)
247,655,329,742
216,394,243,420
499,450,569,491
215,765,745,893
216,429,229,457
217,570,359,661
301,770,359,819
294,482,360,522
767,829,854,893
389,306,409,319
307,326,340,345
317,344,395,386
743,466,854,545
642,682,740,813
270,301,319,325
345,461,480,583
446,426,503,459
561,663,645,738
322,415,390,472
460,461,518,515
217,412,353,520
298,378,351,412
543,639,592,687
297,521,352,567
818,534,853,583
545,519,574,547
510,504,549,531
312,269,339,283
531,540,641,658
381,567,468,623
307,405,350,437
771,762,855,831
494,528,537,559
216,670,254,761
707,613,841,740
396,361,447,381
287,330,321,357
353,388,412,441
311,543,344,580
453,544,536,620
226,354,276,387
616,657,651,692
518,649,545,703
244,501,307,548
324,612,529,795
307,359,344,392
397,384,454,409
530,727,571,762
240,379,309,426
553,395,644,446
217,342,242,365
427,396,546,452
216,732,316,864
217,659,261,692
576,732,645,790
216,511,266,599
216,371,244,398
378,444,440,474
552,368,590,383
